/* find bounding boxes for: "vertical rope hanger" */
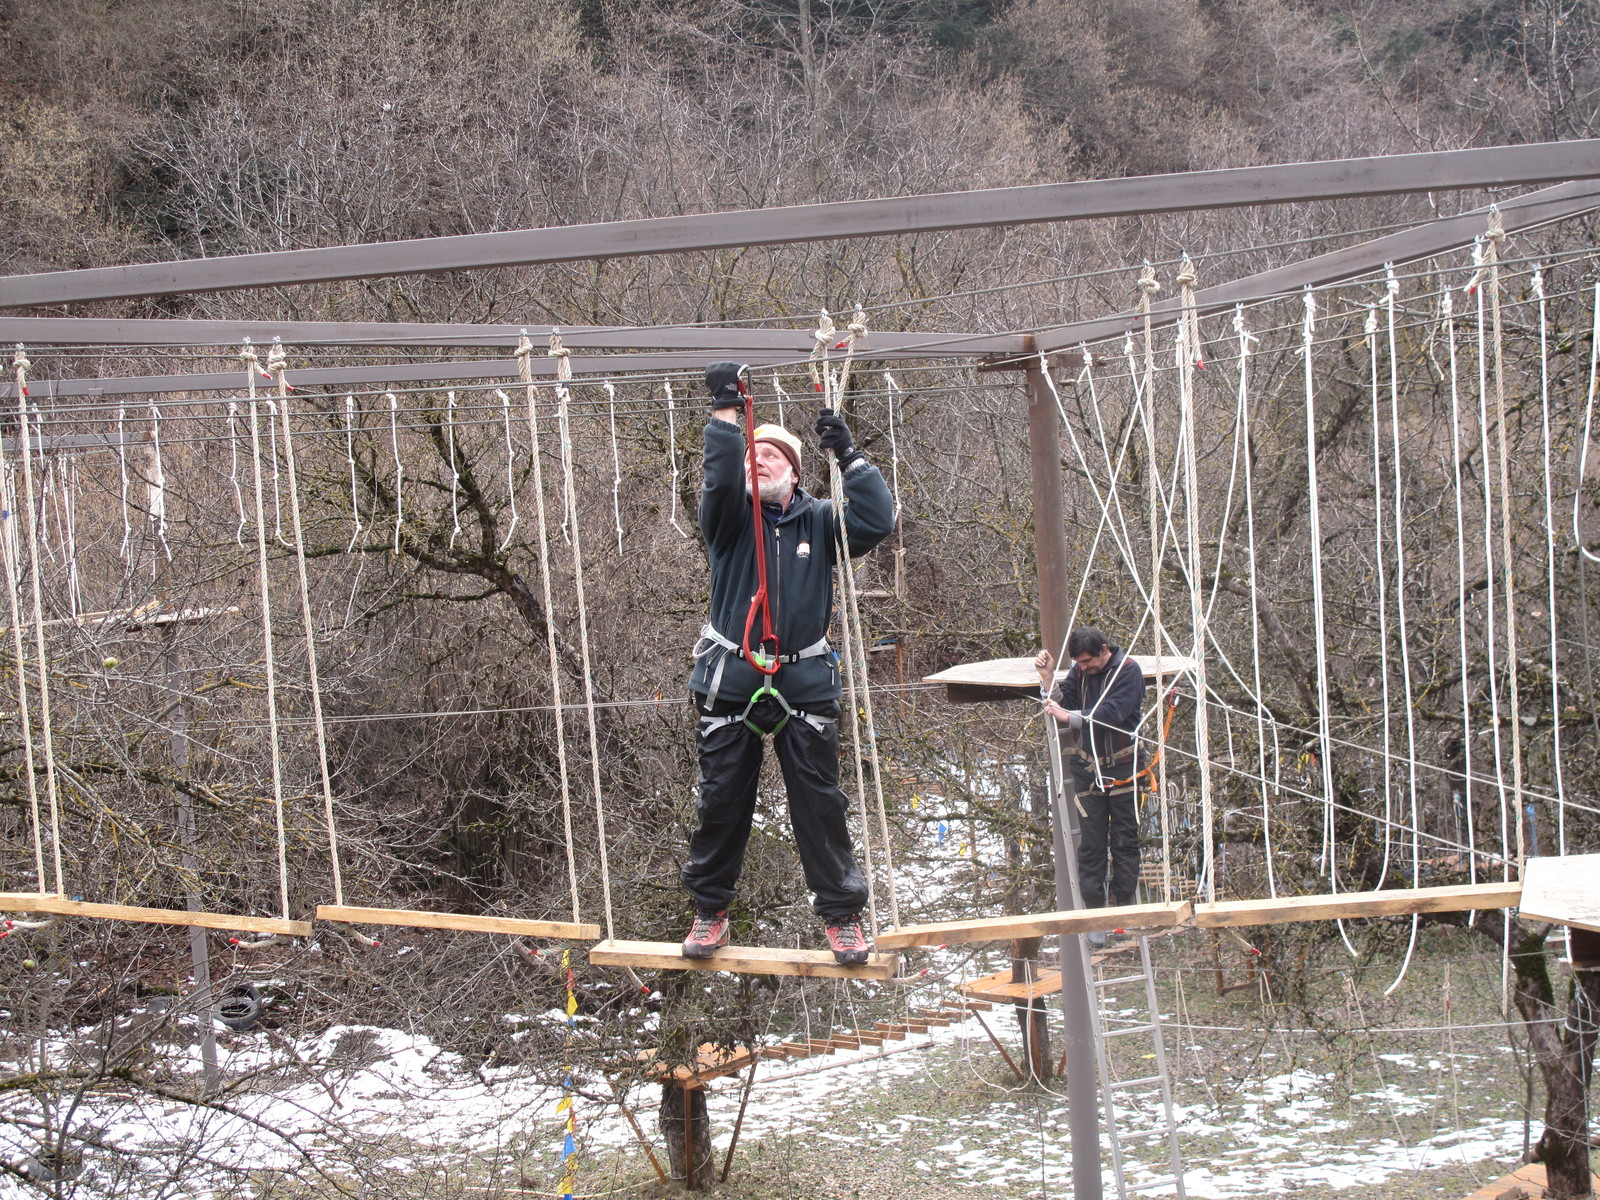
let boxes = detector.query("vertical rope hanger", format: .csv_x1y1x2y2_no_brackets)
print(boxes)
1532,267,1567,854
1174,258,1215,900
664,379,687,538
117,402,133,560
446,391,464,549
1364,303,1397,887
603,381,623,553
1137,263,1172,899
1300,294,1339,886
1483,210,1526,870
265,341,344,909
812,307,901,933
548,335,614,941
239,341,292,922
1443,284,1479,893
514,336,582,928
6,348,57,895
496,383,520,553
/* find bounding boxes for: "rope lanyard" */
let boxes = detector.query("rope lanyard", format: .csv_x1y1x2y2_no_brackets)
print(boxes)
738,369,780,676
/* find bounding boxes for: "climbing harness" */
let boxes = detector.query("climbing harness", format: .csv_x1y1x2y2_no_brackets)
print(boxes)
692,623,835,736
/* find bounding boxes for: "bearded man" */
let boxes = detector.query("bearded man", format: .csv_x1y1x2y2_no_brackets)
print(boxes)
679,361,896,964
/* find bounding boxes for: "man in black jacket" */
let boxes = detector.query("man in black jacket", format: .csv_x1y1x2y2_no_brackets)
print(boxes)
1036,629,1147,935
681,362,896,964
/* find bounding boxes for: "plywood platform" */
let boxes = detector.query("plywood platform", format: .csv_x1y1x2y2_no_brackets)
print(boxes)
316,904,599,940
1193,881,1522,927
876,899,1192,950
959,967,1065,1003
588,939,899,980
923,654,1199,702
1518,854,1600,933
0,893,312,937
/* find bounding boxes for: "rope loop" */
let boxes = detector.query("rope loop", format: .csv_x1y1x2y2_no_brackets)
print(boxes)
1136,261,1160,299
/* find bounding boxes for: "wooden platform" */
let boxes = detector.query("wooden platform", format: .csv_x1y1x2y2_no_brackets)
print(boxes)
1193,881,1522,927
923,654,1199,703
959,967,1064,1004
0,893,312,936
620,1042,760,1087
588,939,899,980
876,899,1192,950
1518,854,1600,933
1461,1162,1600,1199
316,904,599,940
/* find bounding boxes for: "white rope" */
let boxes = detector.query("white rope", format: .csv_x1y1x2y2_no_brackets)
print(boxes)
5,349,49,893
1574,281,1600,565
1381,265,1422,996
447,391,463,549
147,401,172,563
549,335,614,939
1364,304,1396,888
664,379,686,538
496,384,519,553
1301,294,1339,886
774,374,788,425
227,401,246,547
516,336,582,927
117,402,132,560
1484,210,1526,871
1233,305,1276,898
62,456,79,617
266,343,342,908
604,381,623,553
343,394,364,553
387,392,404,553
1444,286,1478,895
263,393,289,550
881,372,907,598
242,342,292,921
1137,264,1172,896
1175,257,1214,900
11,348,64,898
1533,267,1567,854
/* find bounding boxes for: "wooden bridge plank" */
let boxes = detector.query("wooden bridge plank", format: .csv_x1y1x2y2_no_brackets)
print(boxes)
1193,881,1521,927
877,899,1192,949
316,904,599,940
587,939,898,980
1518,854,1600,932
0,893,311,936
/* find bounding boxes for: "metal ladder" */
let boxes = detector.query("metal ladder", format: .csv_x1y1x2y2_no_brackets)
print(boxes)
1075,930,1187,1198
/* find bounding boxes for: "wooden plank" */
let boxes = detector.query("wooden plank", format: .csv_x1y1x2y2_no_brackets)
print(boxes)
1458,1162,1600,1199
7,141,1595,307
0,893,311,936
1193,881,1521,928
587,939,899,980
923,654,1198,703
1518,854,1600,932
877,899,1193,949
316,904,599,940
959,968,1065,1003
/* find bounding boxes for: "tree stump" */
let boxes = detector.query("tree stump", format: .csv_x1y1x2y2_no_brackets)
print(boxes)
659,1082,713,1188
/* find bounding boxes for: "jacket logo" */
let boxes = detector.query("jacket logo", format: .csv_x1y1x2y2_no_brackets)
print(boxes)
797,541,811,559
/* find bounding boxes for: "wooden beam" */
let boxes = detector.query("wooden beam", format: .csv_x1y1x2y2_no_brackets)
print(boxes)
876,899,1192,949
1192,881,1521,928
959,967,1066,1003
923,654,1198,705
1034,179,1600,354
1515,854,1600,933
0,316,1029,355
315,904,599,940
6,141,1596,307
587,939,898,980
0,893,311,936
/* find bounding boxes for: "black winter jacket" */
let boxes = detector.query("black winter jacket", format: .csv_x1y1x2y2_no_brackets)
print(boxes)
689,418,896,708
1056,646,1146,794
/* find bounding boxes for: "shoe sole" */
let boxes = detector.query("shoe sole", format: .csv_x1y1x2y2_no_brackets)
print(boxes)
832,951,869,965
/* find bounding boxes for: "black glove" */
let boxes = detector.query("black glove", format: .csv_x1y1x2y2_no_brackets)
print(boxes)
705,361,746,409
815,409,863,468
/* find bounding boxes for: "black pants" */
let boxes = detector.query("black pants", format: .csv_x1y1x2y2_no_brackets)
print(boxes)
681,696,868,919
1077,788,1140,908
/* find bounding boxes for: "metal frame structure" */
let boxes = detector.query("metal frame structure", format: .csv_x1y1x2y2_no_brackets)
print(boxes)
6,139,1600,1200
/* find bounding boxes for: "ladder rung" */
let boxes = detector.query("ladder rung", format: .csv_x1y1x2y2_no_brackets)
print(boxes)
1108,1073,1165,1089
1101,1023,1158,1038
1114,1125,1177,1142
1094,973,1149,988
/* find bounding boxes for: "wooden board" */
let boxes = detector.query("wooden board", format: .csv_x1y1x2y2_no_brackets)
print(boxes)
588,939,899,980
1517,855,1600,933
923,654,1200,703
959,967,1065,1003
1459,1162,1600,1199
0,893,311,936
876,899,1193,950
1193,881,1522,928
624,1042,758,1086
317,904,599,940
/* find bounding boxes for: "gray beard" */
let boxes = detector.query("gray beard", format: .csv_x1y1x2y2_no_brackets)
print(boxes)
746,474,795,504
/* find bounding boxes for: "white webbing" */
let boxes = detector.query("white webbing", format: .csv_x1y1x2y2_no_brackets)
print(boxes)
228,401,246,547
515,336,582,926
604,381,623,552
446,391,463,549
1364,303,1396,886
266,342,342,907
117,402,133,560
387,391,404,553
664,379,686,538
343,394,364,553
496,383,519,552
147,401,172,563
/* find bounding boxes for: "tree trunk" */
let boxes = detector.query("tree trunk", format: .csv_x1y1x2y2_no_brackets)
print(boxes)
659,1082,713,1189
1533,965,1600,1198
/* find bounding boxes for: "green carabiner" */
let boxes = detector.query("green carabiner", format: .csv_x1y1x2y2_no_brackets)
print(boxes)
743,682,791,735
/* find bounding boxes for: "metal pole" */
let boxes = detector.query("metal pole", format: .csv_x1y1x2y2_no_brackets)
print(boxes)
1026,357,1102,1199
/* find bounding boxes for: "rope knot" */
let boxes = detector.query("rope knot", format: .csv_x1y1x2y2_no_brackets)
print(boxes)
266,338,288,376
1175,256,1198,289
11,344,30,374
1485,206,1506,245
1136,263,1160,297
